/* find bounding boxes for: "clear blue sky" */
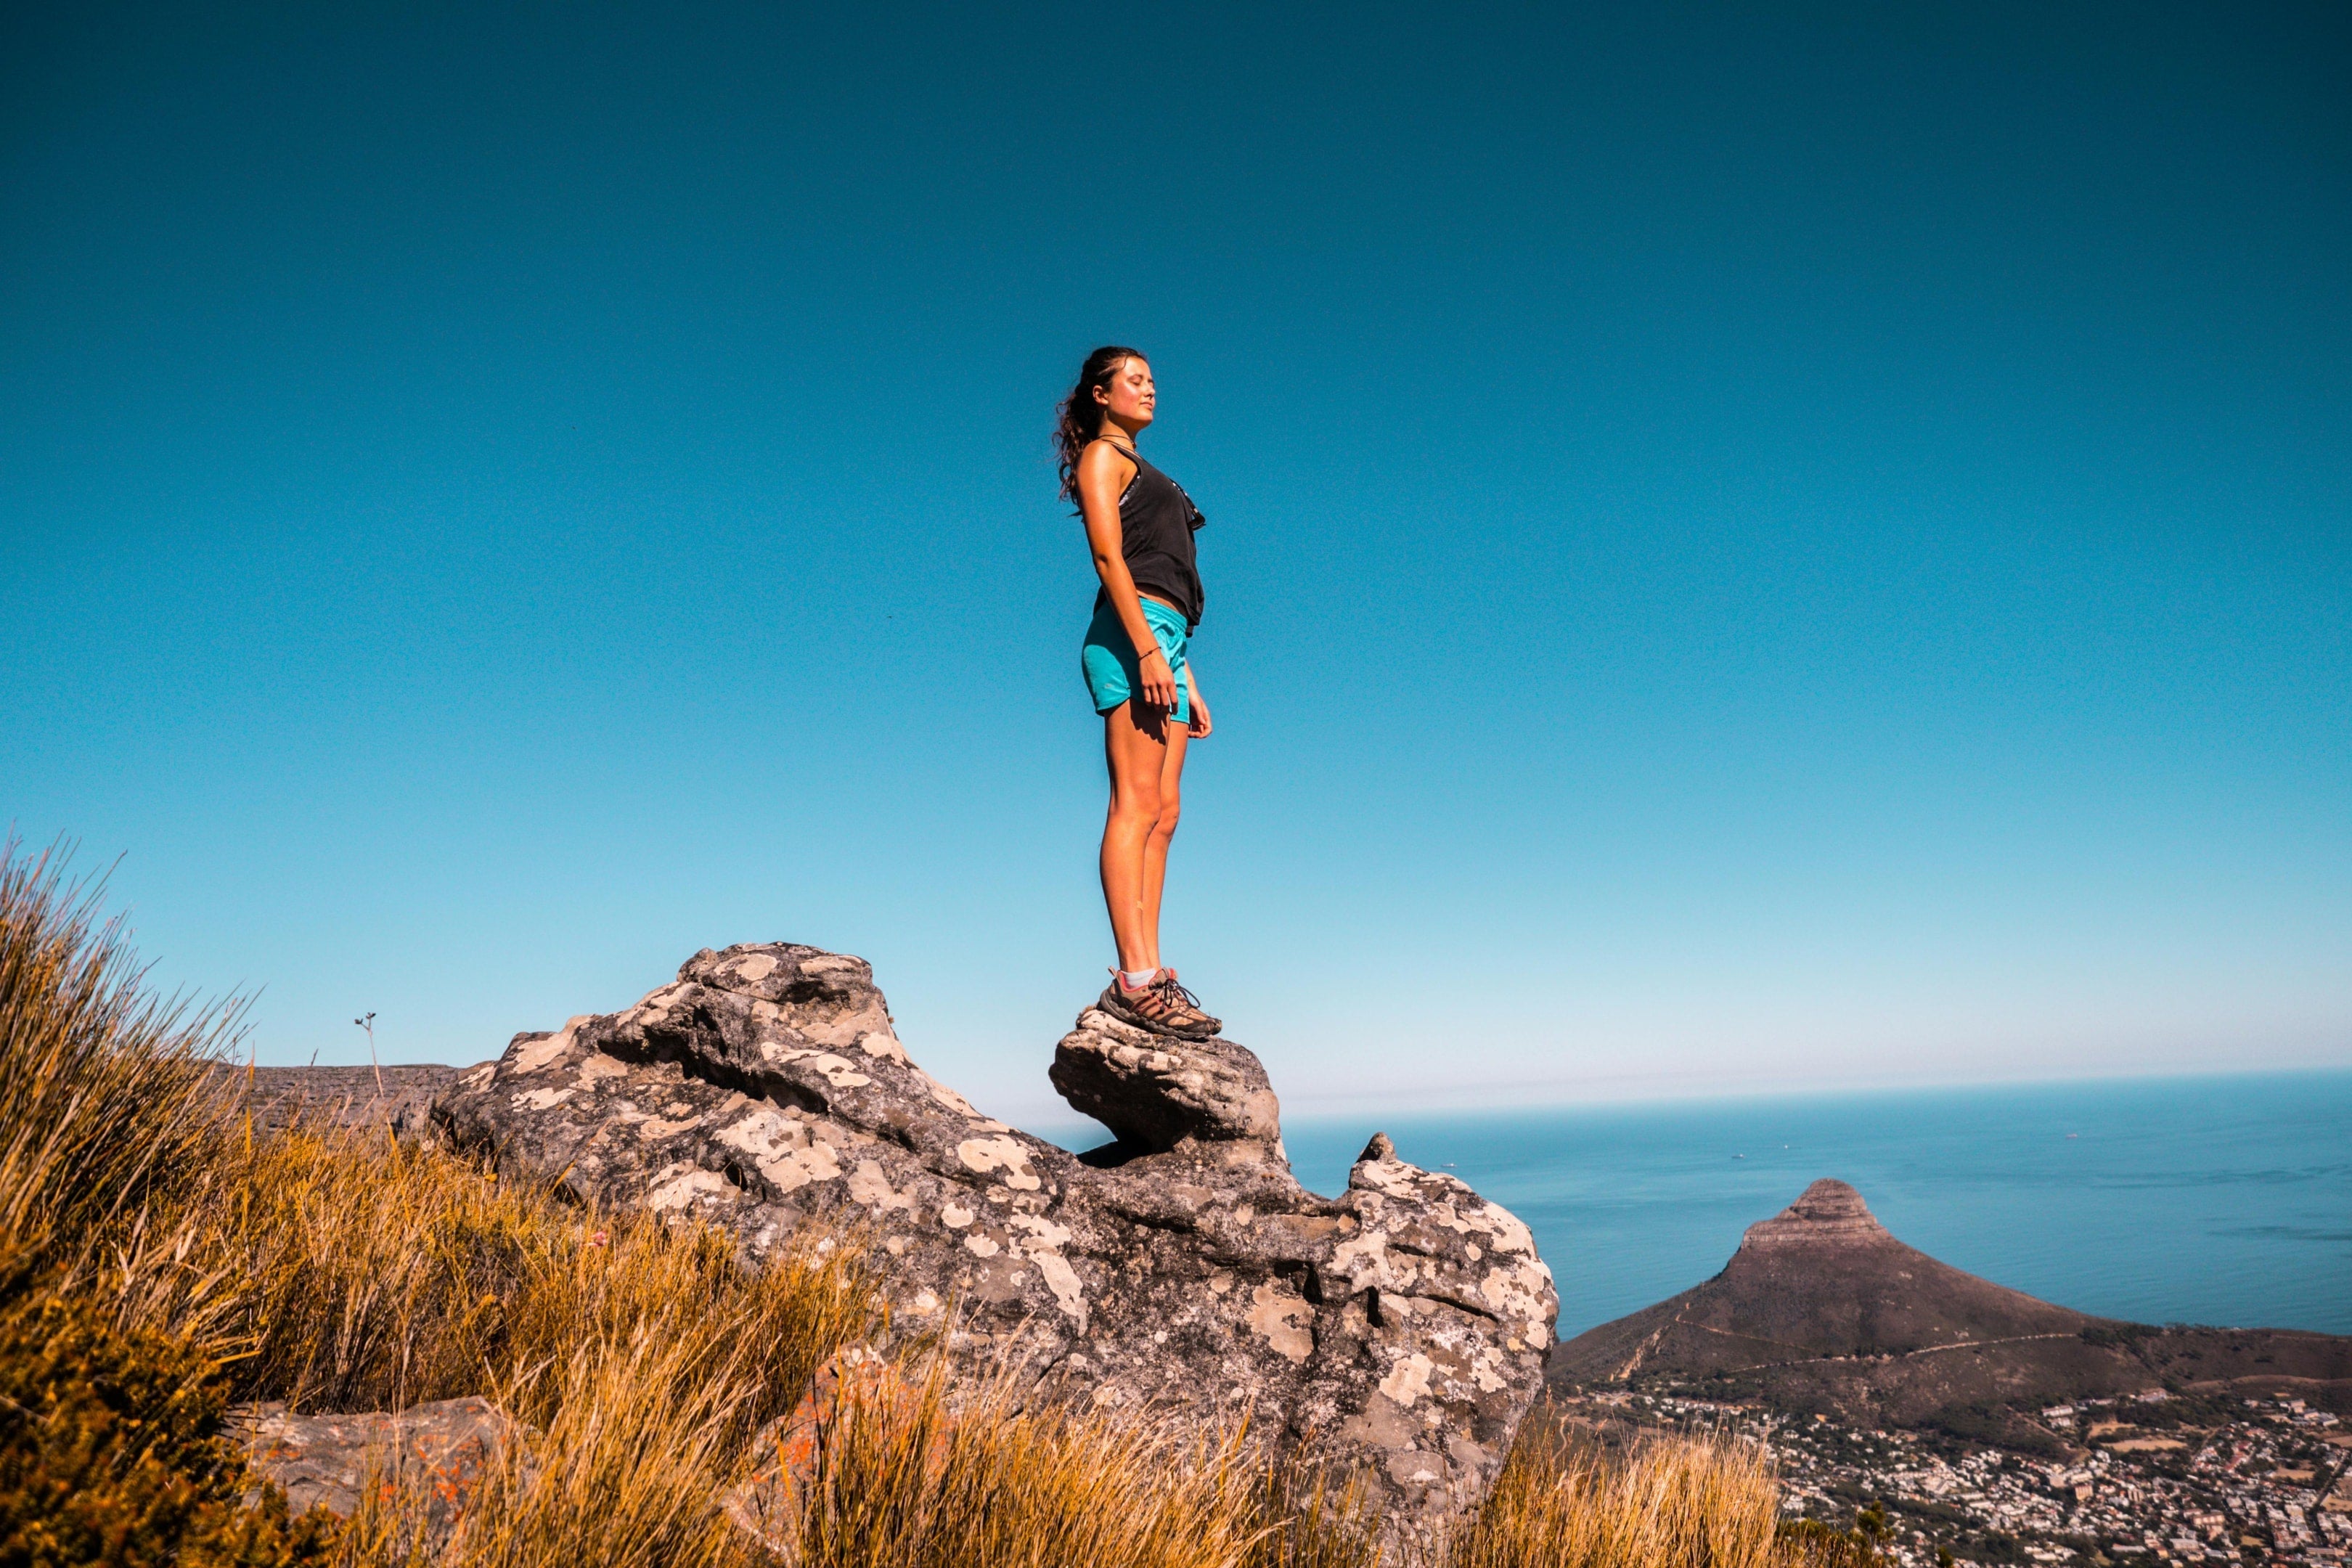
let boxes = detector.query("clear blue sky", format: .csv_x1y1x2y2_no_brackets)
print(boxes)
5,1,2346,1124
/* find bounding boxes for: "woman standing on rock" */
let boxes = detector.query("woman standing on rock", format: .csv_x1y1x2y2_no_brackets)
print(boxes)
1058,346,1222,1040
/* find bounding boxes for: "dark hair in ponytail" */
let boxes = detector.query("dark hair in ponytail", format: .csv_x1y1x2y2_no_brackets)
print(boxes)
1054,345,1146,503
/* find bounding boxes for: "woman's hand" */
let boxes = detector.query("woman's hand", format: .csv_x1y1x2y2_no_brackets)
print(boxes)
1185,670,1212,738
1138,645,1179,710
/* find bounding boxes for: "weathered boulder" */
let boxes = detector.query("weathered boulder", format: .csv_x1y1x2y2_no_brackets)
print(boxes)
433,943,1557,1550
722,1347,912,1555
230,1397,513,1549
1050,1013,1283,1153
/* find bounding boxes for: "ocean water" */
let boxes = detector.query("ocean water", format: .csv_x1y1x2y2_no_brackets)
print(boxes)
1267,1071,2352,1341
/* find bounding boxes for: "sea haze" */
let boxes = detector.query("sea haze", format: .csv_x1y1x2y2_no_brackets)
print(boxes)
1266,1071,2352,1341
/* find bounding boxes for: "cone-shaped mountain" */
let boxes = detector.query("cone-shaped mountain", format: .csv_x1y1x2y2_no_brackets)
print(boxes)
1549,1179,2351,1434
1568,1179,2091,1379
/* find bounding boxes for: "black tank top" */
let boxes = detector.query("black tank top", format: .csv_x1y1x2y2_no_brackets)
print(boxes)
1091,440,1206,631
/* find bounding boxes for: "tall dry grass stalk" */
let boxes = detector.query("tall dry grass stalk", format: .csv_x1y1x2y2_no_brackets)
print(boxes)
335,1306,825,1568
184,1133,883,1567
1244,1455,1382,1568
163,1130,872,1418
0,840,240,1284
772,1356,1279,1568
1451,1424,1785,1568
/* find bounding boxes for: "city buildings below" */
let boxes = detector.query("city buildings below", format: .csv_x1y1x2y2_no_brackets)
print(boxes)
1551,1391,2351,1568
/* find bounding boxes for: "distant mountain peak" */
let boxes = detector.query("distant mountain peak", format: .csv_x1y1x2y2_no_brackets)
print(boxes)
1738,1178,1890,1249
1548,1175,2352,1435
1551,1175,2098,1390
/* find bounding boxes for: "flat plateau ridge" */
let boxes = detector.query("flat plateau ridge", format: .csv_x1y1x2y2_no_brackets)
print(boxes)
1548,1179,2352,1430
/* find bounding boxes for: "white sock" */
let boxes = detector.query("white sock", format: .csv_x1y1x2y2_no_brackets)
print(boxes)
1121,968,1159,989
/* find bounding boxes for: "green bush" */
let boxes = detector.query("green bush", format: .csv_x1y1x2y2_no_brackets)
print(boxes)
1920,1404,2059,1458
1775,1518,1878,1568
1967,1530,2028,1564
2078,1323,2159,1349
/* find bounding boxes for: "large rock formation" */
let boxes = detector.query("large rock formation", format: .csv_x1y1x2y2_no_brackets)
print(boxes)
433,943,1558,1547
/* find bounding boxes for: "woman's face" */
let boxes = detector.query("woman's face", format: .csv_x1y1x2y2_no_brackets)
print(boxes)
1094,357,1155,430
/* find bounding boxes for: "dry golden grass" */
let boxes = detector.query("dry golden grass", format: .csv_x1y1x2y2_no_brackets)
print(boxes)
3,838,1869,1568
762,1356,1277,1568
332,1289,823,1568
1452,1424,1787,1568
179,1132,883,1568
0,841,234,1284
183,1130,875,1420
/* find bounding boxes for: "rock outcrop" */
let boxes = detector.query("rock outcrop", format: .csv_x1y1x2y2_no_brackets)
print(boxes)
1049,1022,1283,1154
226,1064,457,1138
433,943,1558,1548
1734,1177,1892,1249
232,1397,513,1548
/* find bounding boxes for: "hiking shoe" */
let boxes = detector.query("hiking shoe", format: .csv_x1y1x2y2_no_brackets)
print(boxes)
1156,968,1222,1035
1097,969,1220,1039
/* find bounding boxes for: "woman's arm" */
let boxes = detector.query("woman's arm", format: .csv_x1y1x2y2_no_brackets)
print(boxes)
1078,442,1178,711
1183,663,1211,738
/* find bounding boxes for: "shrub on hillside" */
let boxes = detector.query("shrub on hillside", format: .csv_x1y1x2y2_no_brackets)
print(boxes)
1775,1519,1880,1568
0,843,235,1290
1920,1404,2059,1458
0,844,333,1564
2078,1324,2160,1349
0,1276,334,1567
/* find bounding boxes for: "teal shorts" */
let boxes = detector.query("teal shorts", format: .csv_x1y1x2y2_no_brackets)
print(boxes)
1082,597,1190,724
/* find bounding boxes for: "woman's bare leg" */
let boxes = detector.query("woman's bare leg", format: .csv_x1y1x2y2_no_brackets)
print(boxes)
1138,718,1189,970
1101,701,1174,973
